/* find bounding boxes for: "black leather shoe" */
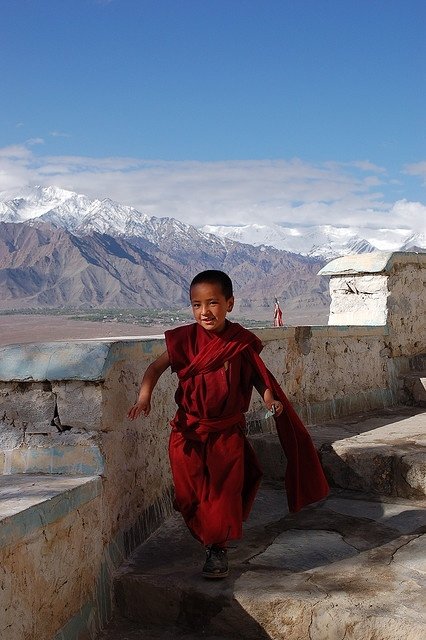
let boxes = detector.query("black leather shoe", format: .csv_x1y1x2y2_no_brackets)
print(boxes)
202,545,228,579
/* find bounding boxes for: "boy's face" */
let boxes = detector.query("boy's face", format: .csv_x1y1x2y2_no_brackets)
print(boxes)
190,282,234,334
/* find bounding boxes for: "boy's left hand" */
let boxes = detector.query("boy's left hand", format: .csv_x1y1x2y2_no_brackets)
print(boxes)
265,400,283,418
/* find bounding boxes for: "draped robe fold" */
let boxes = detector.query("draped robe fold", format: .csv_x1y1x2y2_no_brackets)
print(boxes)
165,321,329,546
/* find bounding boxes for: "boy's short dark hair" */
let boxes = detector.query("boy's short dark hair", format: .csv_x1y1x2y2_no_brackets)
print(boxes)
190,270,234,299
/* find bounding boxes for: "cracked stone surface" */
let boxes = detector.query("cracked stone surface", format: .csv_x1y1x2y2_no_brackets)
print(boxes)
100,484,426,640
320,410,426,498
248,529,358,570
0,382,56,437
392,534,426,573
52,380,103,430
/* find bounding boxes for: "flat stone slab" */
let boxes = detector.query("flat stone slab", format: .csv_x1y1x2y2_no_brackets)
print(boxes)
0,338,161,382
320,409,426,498
249,529,358,571
0,474,101,548
107,484,426,640
250,406,425,485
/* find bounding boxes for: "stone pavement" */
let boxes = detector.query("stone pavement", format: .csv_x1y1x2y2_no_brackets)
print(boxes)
99,408,426,640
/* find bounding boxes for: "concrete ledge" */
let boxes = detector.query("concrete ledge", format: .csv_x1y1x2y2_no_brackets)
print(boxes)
0,474,102,548
0,445,105,476
318,250,425,276
0,326,390,383
0,339,160,382
253,324,388,343
0,473,175,640
52,487,175,640
0,474,104,640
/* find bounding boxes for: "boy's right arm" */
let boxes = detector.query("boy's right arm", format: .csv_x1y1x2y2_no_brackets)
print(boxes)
127,350,171,420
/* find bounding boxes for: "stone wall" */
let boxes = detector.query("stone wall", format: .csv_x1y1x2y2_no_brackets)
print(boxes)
386,257,426,357
0,339,177,640
254,325,395,427
0,477,102,640
0,339,178,531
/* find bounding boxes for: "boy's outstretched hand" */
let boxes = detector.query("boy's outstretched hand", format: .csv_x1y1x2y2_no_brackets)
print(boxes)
127,351,170,421
127,399,151,420
265,399,283,418
262,387,284,418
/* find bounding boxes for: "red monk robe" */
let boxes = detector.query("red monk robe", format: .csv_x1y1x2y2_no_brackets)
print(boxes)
165,320,329,546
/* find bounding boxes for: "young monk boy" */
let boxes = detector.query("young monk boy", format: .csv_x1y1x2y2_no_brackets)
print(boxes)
128,270,329,578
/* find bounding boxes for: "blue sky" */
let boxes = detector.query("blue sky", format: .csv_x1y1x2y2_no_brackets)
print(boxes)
0,0,425,231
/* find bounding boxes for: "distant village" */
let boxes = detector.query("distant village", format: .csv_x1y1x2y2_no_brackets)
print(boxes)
0,307,268,329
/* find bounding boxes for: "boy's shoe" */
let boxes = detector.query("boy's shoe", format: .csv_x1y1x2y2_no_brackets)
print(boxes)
202,545,228,579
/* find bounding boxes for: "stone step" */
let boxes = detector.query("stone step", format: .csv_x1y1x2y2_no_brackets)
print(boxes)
319,409,426,498
249,407,426,497
102,484,426,640
402,370,426,406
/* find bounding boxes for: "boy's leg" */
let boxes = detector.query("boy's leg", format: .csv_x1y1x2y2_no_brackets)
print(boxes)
169,431,206,543
168,427,245,546
200,428,245,546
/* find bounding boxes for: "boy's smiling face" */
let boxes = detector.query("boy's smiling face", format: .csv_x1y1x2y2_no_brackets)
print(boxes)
190,282,234,334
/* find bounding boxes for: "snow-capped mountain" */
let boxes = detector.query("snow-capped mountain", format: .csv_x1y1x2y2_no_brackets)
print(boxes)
0,186,424,259
0,186,151,236
402,233,426,251
0,186,221,252
2,185,423,317
0,186,92,226
0,217,327,314
200,223,424,260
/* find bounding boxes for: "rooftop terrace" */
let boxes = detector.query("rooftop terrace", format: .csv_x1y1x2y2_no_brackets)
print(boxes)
0,251,425,640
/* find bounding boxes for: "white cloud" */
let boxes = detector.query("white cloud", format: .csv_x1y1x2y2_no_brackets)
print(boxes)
26,137,45,146
0,145,36,195
388,199,426,231
0,145,33,160
349,160,387,174
0,143,424,233
404,161,426,183
50,131,71,138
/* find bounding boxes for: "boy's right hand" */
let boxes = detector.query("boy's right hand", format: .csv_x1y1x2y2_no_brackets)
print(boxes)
127,399,151,420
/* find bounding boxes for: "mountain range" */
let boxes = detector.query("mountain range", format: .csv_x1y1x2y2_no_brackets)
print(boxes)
201,223,425,260
0,186,423,318
0,187,328,318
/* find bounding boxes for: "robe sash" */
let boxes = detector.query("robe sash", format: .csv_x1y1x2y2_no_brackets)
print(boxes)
171,409,245,439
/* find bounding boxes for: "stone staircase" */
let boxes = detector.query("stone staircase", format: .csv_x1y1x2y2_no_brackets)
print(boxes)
98,405,426,640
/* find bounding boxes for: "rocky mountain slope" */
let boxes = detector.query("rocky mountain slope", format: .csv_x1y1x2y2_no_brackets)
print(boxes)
1,185,422,316
0,220,328,313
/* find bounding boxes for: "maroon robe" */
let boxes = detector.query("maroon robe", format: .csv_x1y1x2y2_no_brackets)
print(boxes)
165,321,329,546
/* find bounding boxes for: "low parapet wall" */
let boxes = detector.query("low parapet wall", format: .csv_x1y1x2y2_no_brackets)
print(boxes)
0,338,177,640
250,324,400,425
0,251,424,640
